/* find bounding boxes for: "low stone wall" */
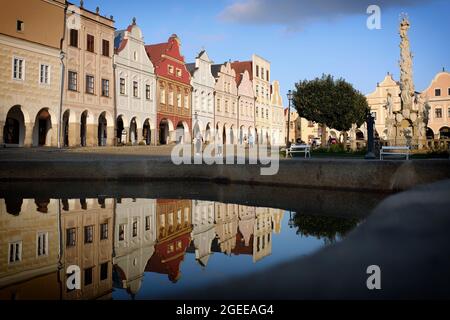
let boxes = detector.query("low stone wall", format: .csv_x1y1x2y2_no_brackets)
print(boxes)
1,158,449,192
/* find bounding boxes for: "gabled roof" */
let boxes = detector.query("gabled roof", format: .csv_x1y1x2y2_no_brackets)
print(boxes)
185,63,197,76
231,61,253,86
145,42,170,66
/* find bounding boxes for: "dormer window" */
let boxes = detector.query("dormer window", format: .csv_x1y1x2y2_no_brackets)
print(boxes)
435,88,441,97
176,68,182,77
168,65,174,74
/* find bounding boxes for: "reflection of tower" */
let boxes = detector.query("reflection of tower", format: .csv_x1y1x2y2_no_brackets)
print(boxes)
254,207,273,263
146,200,192,283
214,203,238,255
190,200,215,268
60,198,114,300
0,199,61,299
270,209,284,235
113,199,157,297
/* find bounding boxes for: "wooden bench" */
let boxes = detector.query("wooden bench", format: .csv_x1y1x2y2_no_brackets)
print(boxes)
287,144,311,158
380,146,410,160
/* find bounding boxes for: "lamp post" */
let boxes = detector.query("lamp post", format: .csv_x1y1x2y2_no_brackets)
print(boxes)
286,90,293,153
365,112,376,159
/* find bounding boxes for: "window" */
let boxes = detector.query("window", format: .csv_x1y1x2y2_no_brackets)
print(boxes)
70,29,78,47
448,107,450,118
132,220,138,238
40,64,50,84
100,262,108,281
101,79,109,97
133,51,137,61
266,70,269,82
13,57,24,80
84,268,93,286
448,88,450,96
160,88,166,104
17,20,24,32
87,34,95,53
256,85,259,96
177,92,181,107
133,81,138,97
225,101,228,113
9,241,22,263
256,107,259,117
37,232,48,257
435,108,442,118
256,65,259,78
120,78,125,95
84,226,94,244
102,40,109,57
145,216,151,231
266,109,269,119
184,95,189,109
66,228,76,247
86,75,94,94
435,89,441,97
100,223,108,240
168,65,174,74
176,68,182,77
169,91,174,105
217,99,221,111
261,68,265,80
118,224,125,241
68,71,77,91
146,85,151,100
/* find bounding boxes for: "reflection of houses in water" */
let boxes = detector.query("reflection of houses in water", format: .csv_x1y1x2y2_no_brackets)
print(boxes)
145,200,192,283
190,200,215,268
60,198,114,300
232,205,256,256
254,207,273,263
113,199,157,297
214,203,239,255
0,198,61,299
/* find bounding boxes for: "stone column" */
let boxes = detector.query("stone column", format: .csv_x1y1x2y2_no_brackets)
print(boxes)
0,120,4,145
86,124,97,147
69,122,81,147
24,123,34,147
107,126,115,146
137,127,143,144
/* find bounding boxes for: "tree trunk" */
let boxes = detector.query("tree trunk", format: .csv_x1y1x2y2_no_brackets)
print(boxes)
321,124,327,146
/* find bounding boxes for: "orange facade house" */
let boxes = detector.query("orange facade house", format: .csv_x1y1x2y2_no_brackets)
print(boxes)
145,35,192,145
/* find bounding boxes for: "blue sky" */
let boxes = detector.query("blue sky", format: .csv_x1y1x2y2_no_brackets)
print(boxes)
86,0,448,101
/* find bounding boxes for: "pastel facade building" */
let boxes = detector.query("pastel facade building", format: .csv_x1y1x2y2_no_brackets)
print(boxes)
421,71,450,140
146,35,192,145
214,203,238,255
270,81,285,146
0,0,65,147
252,55,271,144
187,50,215,144
232,62,255,145
114,19,157,146
212,62,239,145
62,4,115,147
113,198,157,297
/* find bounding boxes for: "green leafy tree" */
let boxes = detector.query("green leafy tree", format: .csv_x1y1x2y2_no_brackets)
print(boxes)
293,74,370,145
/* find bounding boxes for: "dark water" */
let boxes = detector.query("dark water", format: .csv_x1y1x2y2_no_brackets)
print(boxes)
0,182,388,300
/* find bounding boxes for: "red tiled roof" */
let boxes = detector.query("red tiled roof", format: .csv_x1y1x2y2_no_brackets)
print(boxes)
231,61,253,86
145,42,170,66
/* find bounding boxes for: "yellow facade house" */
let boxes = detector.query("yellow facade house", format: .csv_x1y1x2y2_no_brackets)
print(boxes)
0,0,65,147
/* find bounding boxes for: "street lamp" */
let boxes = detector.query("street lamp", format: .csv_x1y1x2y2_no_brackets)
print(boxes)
365,112,376,159
286,90,293,152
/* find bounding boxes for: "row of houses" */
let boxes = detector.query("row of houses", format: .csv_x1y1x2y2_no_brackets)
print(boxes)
0,197,284,299
0,0,285,149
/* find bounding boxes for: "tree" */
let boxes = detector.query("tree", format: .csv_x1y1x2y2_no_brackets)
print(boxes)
293,74,370,146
